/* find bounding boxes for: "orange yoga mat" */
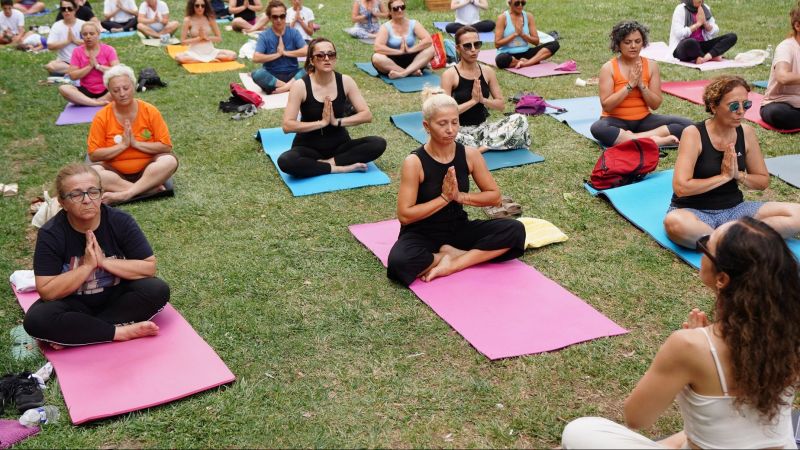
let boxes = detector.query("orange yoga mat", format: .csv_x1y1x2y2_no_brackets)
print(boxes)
166,45,245,74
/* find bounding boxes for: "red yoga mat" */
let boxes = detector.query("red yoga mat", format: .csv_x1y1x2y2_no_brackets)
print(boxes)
10,284,235,425
661,80,800,133
349,220,628,360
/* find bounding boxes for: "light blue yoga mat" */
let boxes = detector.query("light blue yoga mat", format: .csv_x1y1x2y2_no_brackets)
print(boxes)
585,169,800,269
753,80,768,89
28,8,51,16
354,62,441,93
765,154,800,189
389,111,544,170
100,30,137,39
432,21,494,42
545,96,602,146
256,128,390,197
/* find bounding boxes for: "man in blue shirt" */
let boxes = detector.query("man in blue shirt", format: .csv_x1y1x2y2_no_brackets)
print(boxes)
251,0,307,94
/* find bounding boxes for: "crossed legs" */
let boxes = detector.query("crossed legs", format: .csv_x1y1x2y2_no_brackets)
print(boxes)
58,84,111,106
371,47,436,79
92,153,178,204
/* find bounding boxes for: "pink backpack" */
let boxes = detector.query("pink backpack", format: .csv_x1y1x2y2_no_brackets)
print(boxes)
514,94,566,116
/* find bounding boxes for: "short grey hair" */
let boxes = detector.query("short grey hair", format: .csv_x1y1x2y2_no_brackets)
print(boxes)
103,64,136,89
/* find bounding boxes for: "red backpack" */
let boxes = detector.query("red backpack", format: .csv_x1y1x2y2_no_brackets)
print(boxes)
229,82,264,108
588,138,659,190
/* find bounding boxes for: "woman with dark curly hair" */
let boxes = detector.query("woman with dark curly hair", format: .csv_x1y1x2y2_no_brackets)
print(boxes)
664,75,800,249
562,216,800,448
175,0,236,64
590,20,692,148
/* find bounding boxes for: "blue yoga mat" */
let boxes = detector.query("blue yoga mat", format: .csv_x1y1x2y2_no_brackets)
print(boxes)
27,7,51,16
389,111,544,170
545,96,602,146
432,21,494,42
753,80,768,89
354,62,441,93
585,169,800,269
256,128,390,196
100,30,137,39
765,155,800,189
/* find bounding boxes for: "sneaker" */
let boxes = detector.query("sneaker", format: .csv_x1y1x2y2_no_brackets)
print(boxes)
231,104,257,120
0,374,16,414
13,373,44,413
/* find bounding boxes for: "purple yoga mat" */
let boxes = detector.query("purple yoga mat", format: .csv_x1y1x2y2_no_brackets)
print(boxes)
349,220,628,359
477,49,579,78
55,104,103,126
0,420,39,449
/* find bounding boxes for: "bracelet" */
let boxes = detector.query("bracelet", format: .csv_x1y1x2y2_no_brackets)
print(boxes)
440,193,448,203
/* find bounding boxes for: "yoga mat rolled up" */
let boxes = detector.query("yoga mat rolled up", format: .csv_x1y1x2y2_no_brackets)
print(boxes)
349,219,628,359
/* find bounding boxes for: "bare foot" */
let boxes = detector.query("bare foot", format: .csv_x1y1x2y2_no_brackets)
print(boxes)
411,69,422,77
331,162,368,173
438,244,467,259
388,70,403,79
477,145,489,153
101,190,134,205
114,321,159,342
421,254,458,282
111,27,123,33
90,99,110,106
652,135,679,147
710,55,722,62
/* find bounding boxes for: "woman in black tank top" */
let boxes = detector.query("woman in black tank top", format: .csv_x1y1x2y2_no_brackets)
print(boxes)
440,26,530,153
386,88,525,287
664,75,800,249
278,38,386,178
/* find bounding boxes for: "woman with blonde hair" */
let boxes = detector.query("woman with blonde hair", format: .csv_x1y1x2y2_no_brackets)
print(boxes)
371,0,434,79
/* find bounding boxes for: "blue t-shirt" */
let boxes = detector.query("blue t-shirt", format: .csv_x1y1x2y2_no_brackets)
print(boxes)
255,27,306,74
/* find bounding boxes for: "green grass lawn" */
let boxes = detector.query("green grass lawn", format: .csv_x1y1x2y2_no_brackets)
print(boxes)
1,0,798,446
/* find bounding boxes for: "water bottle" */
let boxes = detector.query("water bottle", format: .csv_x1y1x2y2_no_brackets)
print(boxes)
766,44,774,62
19,406,59,427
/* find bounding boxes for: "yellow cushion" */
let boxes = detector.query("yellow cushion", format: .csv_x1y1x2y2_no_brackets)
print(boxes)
517,217,568,249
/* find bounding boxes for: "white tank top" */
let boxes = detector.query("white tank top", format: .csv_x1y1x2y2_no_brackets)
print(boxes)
675,327,797,449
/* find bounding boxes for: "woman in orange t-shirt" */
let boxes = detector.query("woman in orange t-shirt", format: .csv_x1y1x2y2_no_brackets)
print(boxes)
88,64,178,205
590,21,692,148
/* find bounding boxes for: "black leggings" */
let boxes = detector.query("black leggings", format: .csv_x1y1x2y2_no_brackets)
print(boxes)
277,136,386,178
495,40,560,68
445,20,495,34
23,277,169,346
590,114,693,148
761,102,800,131
387,219,526,287
101,17,138,31
672,33,737,62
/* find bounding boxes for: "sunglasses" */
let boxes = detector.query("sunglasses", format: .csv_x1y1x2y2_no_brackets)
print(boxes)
194,3,205,7
512,0,525,6
391,4,405,11
270,13,286,19
60,5,75,11
313,51,337,60
460,40,482,50
62,187,102,203
696,235,719,266
727,100,753,113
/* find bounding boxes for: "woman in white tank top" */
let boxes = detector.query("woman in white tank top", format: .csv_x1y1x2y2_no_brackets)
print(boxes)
562,216,800,449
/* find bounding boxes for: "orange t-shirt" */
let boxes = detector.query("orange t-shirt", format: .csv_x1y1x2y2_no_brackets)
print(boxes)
87,99,172,175
601,57,651,121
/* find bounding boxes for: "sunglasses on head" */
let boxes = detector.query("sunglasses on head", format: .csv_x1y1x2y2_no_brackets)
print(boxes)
512,0,525,6
271,13,286,19
391,4,405,11
727,100,753,113
60,5,75,11
460,40,482,50
313,51,337,60
696,235,719,266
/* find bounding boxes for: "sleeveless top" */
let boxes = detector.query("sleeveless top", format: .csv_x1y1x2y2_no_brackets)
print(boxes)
498,11,528,55
384,19,416,49
601,57,651,121
401,143,470,233
451,66,489,126
454,2,479,25
356,0,380,33
675,328,796,449
670,121,745,210
234,0,255,22
292,72,350,147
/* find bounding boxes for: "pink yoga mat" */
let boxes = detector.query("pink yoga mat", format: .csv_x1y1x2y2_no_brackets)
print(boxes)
641,42,761,71
0,420,38,449
11,284,235,425
55,104,103,126
477,49,579,78
349,220,628,359
662,80,800,133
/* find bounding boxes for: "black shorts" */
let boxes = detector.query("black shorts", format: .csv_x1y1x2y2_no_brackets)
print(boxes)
78,85,108,99
387,52,419,70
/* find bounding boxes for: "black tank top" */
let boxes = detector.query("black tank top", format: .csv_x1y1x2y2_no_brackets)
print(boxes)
235,0,255,22
670,121,745,210
402,143,470,233
451,66,489,127
292,72,349,147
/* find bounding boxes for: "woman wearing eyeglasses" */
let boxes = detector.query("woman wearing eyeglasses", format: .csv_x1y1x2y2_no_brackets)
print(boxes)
175,0,235,63
23,163,169,349
45,0,85,74
493,0,558,69
251,0,307,94
278,38,386,178
371,0,434,79
441,26,529,153
87,64,178,205
58,22,118,106
664,75,800,249
345,0,386,40
562,216,800,449
761,4,800,132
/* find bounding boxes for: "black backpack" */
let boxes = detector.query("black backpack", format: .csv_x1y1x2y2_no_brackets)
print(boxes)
137,68,167,92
